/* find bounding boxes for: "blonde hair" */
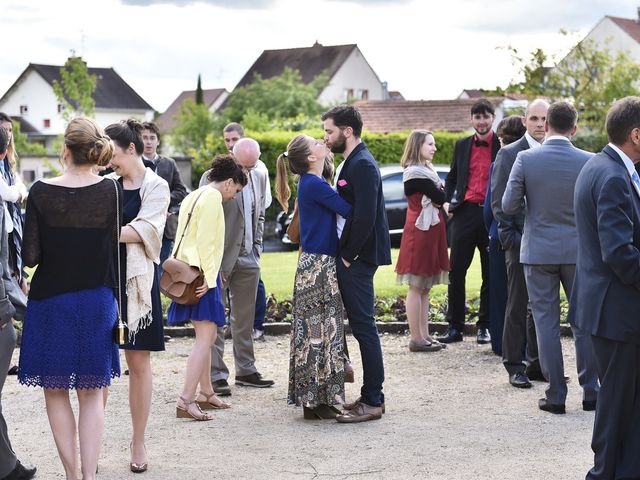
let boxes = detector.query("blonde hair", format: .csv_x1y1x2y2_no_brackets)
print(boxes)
400,130,434,168
65,117,114,167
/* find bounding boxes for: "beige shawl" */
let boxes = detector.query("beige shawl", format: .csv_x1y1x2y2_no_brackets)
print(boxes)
108,169,169,341
403,164,443,231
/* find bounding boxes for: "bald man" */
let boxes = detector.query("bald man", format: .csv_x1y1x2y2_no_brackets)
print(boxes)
209,138,275,394
491,99,549,388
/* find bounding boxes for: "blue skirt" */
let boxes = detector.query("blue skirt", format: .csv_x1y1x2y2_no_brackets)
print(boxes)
167,275,226,327
18,286,121,390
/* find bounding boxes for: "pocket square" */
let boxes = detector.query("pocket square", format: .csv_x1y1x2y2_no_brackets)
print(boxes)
338,179,348,187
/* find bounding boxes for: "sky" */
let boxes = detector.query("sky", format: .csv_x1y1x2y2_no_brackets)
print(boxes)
1,0,635,113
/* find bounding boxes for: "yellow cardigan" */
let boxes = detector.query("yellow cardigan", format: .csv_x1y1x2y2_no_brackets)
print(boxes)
172,186,224,288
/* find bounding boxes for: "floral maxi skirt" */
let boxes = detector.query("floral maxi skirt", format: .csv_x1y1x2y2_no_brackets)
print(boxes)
287,252,345,407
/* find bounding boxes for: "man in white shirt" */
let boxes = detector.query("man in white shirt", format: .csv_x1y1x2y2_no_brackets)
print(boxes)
491,99,549,388
502,101,597,415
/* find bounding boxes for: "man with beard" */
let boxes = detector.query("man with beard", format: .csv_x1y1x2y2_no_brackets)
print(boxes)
439,98,500,344
321,105,391,423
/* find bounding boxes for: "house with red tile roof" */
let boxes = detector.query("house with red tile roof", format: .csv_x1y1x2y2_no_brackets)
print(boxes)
565,10,640,63
156,88,228,134
355,97,528,134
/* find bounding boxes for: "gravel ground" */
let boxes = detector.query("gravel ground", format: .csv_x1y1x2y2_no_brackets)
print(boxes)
4,333,594,479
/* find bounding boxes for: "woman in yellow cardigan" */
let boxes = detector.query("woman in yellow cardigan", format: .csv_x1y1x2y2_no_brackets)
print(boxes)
168,154,247,421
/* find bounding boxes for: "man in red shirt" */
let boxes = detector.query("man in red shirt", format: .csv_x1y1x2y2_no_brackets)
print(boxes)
439,99,500,344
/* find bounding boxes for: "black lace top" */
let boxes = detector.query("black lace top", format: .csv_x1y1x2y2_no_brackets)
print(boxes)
23,179,123,300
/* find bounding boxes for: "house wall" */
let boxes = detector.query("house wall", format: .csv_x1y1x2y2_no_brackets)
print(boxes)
585,18,640,62
318,49,384,105
94,109,154,129
0,70,154,143
0,70,64,135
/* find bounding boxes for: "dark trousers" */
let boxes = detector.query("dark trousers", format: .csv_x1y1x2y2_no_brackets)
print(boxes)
158,236,174,276
254,278,266,331
0,324,17,478
587,336,640,480
488,238,507,355
502,248,539,374
446,202,490,331
336,259,384,406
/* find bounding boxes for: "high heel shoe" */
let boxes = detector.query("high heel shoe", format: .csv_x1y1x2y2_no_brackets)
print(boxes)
176,396,213,421
196,391,231,410
129,442,148,473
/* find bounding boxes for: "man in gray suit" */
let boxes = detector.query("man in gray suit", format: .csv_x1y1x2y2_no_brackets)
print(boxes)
0,127,35,480
491,99,548,388
209,138,274,394
573,97,640,479
503,101,598,414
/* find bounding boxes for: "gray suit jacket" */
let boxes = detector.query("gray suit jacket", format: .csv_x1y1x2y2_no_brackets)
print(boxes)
502,137,592,265
220,167,268,274
570,145,640,343
491,135,529,250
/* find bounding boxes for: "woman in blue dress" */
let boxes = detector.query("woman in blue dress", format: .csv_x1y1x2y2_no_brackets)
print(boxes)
105,120,169,473
18,117,120,480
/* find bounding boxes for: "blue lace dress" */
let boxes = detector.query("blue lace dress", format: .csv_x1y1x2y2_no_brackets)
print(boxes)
18,179,121,389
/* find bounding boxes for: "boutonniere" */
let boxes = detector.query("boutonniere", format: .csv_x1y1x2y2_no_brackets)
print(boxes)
338,179,348,187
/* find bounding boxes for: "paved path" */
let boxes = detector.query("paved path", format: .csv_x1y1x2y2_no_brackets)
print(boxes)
4,334,594,479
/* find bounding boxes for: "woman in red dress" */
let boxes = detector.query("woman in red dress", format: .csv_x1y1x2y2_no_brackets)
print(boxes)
395,130,450,352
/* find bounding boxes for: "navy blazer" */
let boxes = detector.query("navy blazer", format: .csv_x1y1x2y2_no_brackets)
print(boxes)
570,145,640,345
444,133,500,212
337,142,391,266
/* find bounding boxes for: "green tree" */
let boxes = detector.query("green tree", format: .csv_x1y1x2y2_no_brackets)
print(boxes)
222,67,328,125
52,54,97,122
171,98,220,154
11,121,47,156
505,33,640,131
195,74,204,105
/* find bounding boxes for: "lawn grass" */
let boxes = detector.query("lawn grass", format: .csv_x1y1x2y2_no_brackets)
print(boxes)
261,248,483,300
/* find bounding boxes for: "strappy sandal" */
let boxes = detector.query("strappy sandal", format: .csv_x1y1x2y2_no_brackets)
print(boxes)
196,391,231,410
176,396,213,421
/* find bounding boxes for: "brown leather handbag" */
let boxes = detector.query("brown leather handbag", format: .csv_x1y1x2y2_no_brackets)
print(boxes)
160,191,206,305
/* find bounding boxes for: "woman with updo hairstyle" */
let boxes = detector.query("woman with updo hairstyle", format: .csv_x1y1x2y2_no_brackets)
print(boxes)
103,119,169,472
483,115,527,355
168,154,246,421
275,134,352,420
18,117,120,479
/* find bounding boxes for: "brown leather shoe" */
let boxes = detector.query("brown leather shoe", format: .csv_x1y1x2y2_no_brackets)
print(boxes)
343,397,385,414
336,401,382,423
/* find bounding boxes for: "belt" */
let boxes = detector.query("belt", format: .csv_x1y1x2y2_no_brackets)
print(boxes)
467,201,484,207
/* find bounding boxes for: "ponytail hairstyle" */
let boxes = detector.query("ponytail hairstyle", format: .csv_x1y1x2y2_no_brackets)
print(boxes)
64,117,114,167
0,112,18,173
275,134,313,213
104,118,144,155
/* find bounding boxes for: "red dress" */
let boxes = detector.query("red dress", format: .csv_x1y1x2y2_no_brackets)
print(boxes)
395,192,450,279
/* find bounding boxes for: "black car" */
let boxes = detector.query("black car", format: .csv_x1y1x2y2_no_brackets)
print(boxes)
275,164,449,246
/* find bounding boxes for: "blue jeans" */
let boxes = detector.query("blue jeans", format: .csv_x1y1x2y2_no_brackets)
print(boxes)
336,258,384,406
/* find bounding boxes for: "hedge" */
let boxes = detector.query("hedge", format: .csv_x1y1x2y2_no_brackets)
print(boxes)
189,129,467,217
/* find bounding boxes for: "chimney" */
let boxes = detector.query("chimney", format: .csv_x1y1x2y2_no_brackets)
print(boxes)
637,6,640,22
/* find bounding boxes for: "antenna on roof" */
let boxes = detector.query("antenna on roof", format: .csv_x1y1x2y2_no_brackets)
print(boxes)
313,40,322,47
80,29,86,56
